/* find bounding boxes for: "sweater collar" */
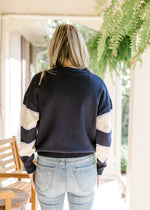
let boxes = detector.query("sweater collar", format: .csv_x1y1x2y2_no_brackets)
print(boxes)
56,66,89,72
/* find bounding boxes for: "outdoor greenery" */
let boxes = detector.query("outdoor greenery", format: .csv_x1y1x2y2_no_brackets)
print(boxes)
120,67,130,174
35,46,49,72
121,68,130,138
121,144,128,173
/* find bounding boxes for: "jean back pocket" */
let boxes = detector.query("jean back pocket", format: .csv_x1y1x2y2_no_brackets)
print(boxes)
72,162,97,192
35,163,56,194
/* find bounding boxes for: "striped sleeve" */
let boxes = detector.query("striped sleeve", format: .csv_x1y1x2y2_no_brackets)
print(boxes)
19,74,39,174
95,82,113,175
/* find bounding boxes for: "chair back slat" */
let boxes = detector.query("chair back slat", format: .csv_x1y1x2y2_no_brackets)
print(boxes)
0,152,13,160
0,146,12,153
0,158,14,167
0,138,13,146
0,165,16,173
0,136,23,183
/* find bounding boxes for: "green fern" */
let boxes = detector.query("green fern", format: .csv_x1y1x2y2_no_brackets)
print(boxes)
87,33,131,78
94,0,150,76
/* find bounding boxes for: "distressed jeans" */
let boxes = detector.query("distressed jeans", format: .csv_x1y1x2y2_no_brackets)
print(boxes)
34,153,97,210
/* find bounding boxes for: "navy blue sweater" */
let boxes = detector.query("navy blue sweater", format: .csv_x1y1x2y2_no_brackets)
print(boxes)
19,66,113,175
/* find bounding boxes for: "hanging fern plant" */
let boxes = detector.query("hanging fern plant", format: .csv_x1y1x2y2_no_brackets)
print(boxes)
87,32,131,77
88,0,150,77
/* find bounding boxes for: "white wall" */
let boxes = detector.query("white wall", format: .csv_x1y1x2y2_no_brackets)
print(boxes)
127,47,150,210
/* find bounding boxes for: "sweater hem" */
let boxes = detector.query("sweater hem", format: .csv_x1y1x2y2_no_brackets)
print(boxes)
37,151,94,158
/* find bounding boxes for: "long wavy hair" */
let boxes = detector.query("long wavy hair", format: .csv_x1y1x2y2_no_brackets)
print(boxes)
38,24,89,85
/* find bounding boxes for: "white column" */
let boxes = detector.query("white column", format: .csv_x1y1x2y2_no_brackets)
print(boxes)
0,17,10,139
127,48,150,210
9,31,22,137
0,15,2,139
0,16,22,139
103,70,122,179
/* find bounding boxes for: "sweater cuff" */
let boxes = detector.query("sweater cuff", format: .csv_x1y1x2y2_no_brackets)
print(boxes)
96,159,107,175
26,162,36,174
20,154,36,174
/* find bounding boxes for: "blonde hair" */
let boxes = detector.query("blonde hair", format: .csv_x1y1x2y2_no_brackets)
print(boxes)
49,24,89,69
38,24,89,85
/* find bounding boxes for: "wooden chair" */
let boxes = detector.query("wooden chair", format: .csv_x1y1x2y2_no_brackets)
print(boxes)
0,190,15,210
0,136,37,210
0,188,30,210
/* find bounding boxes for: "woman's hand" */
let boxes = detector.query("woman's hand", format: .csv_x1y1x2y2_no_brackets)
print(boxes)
97,175,101,188
28,170,36,192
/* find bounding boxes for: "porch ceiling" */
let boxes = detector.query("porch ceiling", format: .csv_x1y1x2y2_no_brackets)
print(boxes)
17,21,50,47
1,0,111,47
17,19,100,47
0,0,110,17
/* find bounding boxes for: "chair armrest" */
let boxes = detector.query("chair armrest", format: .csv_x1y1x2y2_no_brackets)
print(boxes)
0,173,29,179
0,190,15,199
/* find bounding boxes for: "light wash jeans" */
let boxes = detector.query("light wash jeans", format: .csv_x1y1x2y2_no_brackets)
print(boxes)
34,153,97,210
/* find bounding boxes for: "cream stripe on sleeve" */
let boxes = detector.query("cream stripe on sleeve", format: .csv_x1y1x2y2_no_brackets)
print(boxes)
21,104,39,130
19,140,36,157
96,111,112,133
95,144,112,162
